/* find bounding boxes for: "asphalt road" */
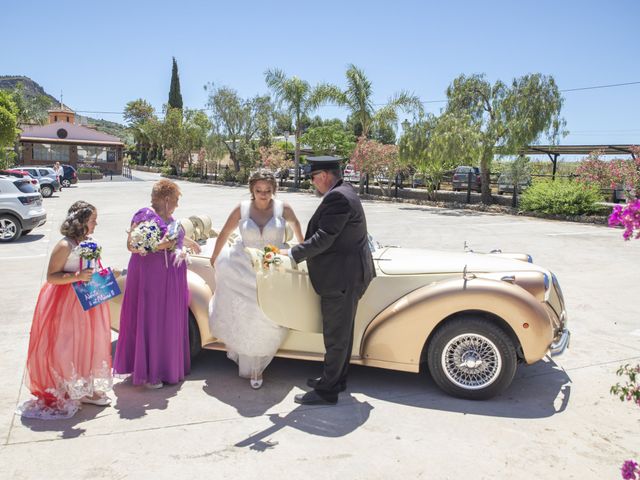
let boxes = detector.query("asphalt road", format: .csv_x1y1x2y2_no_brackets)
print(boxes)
1,171,638,479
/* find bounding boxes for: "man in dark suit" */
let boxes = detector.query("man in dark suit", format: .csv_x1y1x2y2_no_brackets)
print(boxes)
283,157,375,405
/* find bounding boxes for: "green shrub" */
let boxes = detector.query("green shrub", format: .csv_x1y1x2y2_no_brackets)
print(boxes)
78,167,101,174
160,166,174,176
181,169,201,178
221,168,236,182
300,179,311,190
519,180,604,215
236,170,250,184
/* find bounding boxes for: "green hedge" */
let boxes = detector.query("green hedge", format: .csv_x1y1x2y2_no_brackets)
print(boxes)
78,167,101,174
519,180,604,215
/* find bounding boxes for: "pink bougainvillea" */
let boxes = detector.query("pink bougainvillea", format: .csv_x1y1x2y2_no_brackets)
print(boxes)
609,199,640,240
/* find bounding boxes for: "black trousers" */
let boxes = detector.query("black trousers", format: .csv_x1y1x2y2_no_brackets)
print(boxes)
314,283,365,398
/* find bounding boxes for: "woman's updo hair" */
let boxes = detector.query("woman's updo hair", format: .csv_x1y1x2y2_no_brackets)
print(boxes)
248,171,277,200
60,201,96,241
151,179,181,209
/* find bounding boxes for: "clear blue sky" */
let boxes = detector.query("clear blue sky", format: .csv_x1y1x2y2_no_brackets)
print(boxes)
2,0,639,147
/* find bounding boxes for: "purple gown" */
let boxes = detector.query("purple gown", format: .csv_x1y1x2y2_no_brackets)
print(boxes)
113,208,190,385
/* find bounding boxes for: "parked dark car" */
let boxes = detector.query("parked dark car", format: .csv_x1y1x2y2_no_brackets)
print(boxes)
452,166,482,192
47,164,78,187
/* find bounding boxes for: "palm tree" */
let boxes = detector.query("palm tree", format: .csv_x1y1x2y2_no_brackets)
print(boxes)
333,64,424,138
326,65,423,191
264,68,340,186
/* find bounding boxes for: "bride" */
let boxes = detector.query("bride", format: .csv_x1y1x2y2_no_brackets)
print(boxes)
208,171,303,389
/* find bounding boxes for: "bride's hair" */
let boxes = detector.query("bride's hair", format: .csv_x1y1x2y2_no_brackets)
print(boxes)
60,201,96,241
249,171,277,200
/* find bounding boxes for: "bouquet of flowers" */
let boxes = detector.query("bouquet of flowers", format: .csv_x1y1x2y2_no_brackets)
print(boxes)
258,244,282,270
75,240,102,269
129,221,162,255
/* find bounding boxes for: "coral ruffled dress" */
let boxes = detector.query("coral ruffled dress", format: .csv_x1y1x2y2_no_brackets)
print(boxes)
20,239,112,419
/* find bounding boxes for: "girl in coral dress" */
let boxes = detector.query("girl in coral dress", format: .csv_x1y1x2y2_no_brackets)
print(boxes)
19,201,113,419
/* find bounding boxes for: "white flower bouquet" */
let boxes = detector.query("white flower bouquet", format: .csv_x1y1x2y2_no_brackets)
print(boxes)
129,221,162,255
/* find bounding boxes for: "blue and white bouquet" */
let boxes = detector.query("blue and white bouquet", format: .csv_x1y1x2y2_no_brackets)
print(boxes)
75,240,102,269
129,220,162,255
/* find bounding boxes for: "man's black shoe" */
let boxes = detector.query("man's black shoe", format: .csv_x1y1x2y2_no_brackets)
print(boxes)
306,377,347,392
294,390,338,405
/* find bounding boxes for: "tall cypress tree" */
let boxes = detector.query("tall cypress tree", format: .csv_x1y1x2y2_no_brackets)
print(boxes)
168,57,183,109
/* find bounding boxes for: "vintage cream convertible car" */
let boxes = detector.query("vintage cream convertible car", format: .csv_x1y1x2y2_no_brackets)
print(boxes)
109,215,570,400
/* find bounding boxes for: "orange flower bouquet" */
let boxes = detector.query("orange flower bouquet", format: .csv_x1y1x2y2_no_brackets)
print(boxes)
259,244,282,270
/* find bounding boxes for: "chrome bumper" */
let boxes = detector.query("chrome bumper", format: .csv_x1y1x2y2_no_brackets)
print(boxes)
550,328,570,357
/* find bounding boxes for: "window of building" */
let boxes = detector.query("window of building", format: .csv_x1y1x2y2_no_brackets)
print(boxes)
33,143,70,162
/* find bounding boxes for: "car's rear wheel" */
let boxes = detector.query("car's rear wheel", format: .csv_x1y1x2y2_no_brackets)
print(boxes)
0,214,22,242
40,185,53,197
427,315,517,400
61,179,71,188
188,310,202,360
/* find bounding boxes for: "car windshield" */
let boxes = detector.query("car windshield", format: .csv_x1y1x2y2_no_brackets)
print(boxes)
14,179,38,193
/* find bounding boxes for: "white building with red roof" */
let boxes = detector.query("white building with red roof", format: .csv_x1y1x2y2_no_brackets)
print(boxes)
19,106,124,173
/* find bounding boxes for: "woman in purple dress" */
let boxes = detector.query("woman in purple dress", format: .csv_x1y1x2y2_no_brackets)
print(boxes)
114,179,199,388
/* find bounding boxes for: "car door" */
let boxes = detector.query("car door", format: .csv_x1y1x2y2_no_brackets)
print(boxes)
247,249,323,334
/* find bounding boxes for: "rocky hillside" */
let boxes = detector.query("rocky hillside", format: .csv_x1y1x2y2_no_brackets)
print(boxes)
0,75,129,141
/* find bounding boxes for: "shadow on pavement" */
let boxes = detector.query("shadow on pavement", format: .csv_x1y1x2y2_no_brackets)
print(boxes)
399,206,499,217
19,404,106,439
109,340,184,420
193,349,570,445
13,234,46,244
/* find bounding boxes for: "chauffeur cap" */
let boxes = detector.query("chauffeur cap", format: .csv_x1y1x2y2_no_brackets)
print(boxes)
307,155,343,173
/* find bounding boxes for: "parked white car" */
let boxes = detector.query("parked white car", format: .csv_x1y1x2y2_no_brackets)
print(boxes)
0,176,47,242
19,166,61,198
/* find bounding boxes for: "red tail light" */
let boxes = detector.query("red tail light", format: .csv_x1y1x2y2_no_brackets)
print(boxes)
18,196,39,205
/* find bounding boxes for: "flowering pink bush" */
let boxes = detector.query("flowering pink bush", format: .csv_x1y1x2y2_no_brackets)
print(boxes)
609,200,640,240
259,145,292,173
577,147,640,201
609,196,640,477
351,137,401,196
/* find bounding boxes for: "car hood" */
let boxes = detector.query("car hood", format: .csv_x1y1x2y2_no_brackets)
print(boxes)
375,247,548,275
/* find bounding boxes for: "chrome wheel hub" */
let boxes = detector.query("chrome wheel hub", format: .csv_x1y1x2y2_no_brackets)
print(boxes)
0,219,17,240
442,333,502,390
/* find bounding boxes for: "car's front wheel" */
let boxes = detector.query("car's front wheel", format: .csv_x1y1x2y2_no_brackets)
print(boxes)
427,316,517,400
61,179,71,188
40,185,53,197
0,214,22,242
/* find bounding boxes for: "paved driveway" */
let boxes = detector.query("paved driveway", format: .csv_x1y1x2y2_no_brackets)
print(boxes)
1,171,638,479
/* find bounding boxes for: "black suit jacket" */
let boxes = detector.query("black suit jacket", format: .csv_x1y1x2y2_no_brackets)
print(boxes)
291,180,375,296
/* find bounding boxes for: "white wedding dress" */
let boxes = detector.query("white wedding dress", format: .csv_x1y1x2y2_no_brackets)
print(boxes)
208,199,289,378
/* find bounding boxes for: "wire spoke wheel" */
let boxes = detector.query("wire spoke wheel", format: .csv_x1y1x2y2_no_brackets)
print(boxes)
441,333,502,390
427,316,518,399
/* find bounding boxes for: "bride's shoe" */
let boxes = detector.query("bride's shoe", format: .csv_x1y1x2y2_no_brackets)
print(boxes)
250,369,263,390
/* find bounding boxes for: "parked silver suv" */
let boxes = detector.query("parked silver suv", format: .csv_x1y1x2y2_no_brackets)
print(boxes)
0,176,47,242
19,166,61,198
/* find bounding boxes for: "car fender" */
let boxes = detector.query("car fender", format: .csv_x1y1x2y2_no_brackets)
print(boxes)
186,269,213,347
0,210,23,225
360,276,554,367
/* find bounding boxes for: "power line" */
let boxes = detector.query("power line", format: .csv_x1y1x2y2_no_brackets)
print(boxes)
72,79,640,116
